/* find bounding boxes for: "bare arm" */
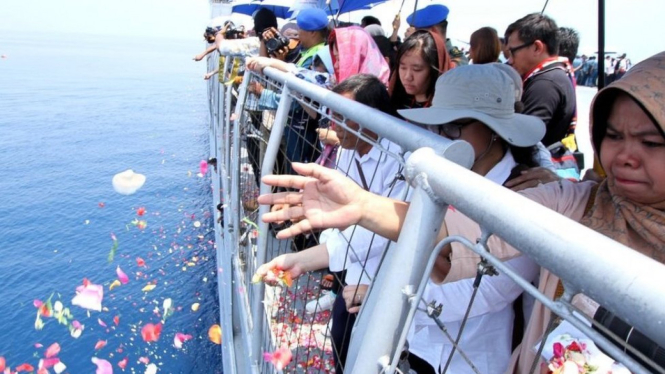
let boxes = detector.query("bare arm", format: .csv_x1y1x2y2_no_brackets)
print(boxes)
194,44,217,61
257,162,454,279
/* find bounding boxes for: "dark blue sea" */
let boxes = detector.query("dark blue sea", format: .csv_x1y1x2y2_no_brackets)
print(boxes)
0,32,223,373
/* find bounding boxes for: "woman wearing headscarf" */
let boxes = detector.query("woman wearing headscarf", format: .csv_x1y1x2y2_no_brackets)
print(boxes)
254,51,665,373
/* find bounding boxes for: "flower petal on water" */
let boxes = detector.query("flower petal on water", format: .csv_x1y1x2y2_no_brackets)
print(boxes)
91,357,113,374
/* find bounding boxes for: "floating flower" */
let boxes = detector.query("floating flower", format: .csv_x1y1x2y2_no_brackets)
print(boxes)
108,234,119,263
137,207,146,216
95,340,107,350
53,301,63,313
138,357,150,365
39,357,60,371
112,169,146,195
53,361,67,374
15,363,35,372
116,266,129,284
70,320,84,338
98,202,105,208
174,333,193,349
162,298,172,320
113,315,120,326
0,357,5,371
145,363,157,374
142,284,156,292
45,342,60,358
141,323,162,342
136,257,146,267
109,280,121,291
199,160,208,176
91,357,113,374
118,357,128,371
263,345,293,371
72,280,103,312
208,324,222,345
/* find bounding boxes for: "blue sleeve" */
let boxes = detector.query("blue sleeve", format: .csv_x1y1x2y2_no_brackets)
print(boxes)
258,89,280,110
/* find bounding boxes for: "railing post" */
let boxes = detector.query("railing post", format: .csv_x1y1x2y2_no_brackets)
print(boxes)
252,82,294,371
210,55,239,374
345,149,449,373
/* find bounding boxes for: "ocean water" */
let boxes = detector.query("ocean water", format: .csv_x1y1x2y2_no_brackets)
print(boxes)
0,32,223,373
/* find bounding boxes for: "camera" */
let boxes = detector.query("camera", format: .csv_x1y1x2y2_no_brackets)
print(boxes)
265,33,290,54
224,25,245,39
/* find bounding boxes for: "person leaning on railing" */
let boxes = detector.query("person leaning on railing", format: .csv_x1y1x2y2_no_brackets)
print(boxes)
254,74,409,373
394,63,543,374
255,51,665,373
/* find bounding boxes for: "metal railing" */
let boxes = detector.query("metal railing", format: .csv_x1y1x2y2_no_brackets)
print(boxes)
206,50,665,374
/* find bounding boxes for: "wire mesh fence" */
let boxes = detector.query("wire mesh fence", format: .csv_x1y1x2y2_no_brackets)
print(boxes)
207,50,665,374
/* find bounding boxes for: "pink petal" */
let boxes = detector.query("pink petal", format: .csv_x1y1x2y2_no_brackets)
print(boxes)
91,357,113,374
40,358,60,369
98,318,107,328
45,342,60,358
264,346,292,371
173,333,193,349
138,357,150,365
199,160,208,175
72,283,104,312
116,266,129,284
117,357,128,371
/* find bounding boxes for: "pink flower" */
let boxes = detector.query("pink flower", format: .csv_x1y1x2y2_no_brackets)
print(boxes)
91,357,113,374
45,342,60,358
173,333,193,349
72,280,103,312
263,346,293,371
199,160,208,175
552,342,564,358
116,266,129,284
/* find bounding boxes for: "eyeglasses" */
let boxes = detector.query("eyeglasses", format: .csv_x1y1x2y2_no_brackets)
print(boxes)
431,119,477,140
507,41,534,56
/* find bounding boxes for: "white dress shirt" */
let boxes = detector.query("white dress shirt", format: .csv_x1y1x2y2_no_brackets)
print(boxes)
321,138,407,286
408,151,540,374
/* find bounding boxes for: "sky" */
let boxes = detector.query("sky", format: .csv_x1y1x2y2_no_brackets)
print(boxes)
1,0,662,62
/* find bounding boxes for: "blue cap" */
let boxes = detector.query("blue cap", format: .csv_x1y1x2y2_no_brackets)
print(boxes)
406,4,449,28
296,8,329,31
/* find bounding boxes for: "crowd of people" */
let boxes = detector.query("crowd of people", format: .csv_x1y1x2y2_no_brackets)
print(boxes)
194,4,664,373
572,52,633,88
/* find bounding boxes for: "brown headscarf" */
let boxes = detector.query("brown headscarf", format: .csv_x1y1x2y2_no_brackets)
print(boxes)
581,51,665,262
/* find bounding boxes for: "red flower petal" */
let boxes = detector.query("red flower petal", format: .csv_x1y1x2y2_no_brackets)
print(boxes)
141,323,162,342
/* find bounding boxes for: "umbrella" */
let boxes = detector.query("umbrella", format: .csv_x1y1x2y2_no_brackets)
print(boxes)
231,0,295,19
333,0,387,16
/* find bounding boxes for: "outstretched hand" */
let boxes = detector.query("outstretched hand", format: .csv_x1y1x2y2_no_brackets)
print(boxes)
258,163,367,239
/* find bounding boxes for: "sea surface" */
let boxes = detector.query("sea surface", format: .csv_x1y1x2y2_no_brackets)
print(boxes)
0,32,223,373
